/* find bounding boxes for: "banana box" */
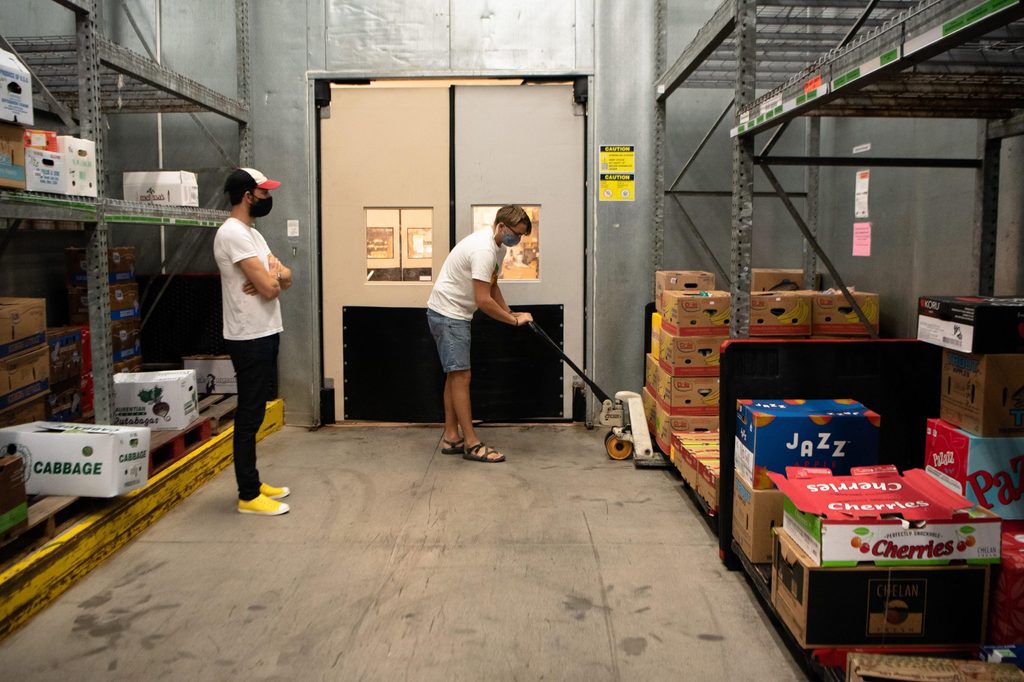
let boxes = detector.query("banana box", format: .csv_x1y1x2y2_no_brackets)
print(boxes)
812,291,879,336
749,291,813,336
655,271,715,314
654,399,718,452
645,353,658,392
654,370,719,415
658,328,726,376
660,290,731,335
673,432,719,488
697,460,721,512
735,398,881,489
650,311,661,358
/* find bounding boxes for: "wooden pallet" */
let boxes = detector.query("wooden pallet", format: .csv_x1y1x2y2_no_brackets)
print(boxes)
198,394,238,434
148,417,212,476
0,495,86,569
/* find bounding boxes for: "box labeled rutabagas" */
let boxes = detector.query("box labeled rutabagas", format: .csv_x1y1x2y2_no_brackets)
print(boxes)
940,351,1024,437
770,465,1001,566
735,399,880,489
183,355,236,394
772,529,990,649
113,370,199,430
925,418,1024,520
0,421,150,497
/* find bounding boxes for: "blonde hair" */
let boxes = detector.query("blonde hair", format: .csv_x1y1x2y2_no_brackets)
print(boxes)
494,205,532,235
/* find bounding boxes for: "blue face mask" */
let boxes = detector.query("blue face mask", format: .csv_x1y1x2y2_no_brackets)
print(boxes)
500,226,521,247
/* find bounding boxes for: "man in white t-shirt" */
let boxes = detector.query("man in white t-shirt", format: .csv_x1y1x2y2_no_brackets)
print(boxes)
214,168,293,515
426,205,535,463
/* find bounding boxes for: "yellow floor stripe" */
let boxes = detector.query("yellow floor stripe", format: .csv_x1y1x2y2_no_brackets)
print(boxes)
0,399,285,641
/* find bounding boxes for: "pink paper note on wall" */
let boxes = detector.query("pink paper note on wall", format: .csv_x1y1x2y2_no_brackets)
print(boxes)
853,221,872,257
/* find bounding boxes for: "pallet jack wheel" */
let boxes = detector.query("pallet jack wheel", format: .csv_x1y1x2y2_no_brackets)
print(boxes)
604,431,633,460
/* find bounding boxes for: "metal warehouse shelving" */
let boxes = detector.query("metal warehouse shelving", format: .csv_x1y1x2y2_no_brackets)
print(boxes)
0,0,253,422
655,0,1024,676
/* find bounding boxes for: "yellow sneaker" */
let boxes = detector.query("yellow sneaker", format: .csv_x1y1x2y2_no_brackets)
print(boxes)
238,494,290,516
260,483,290,500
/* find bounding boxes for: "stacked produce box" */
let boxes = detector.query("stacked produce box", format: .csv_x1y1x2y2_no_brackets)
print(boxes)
0,298,49,428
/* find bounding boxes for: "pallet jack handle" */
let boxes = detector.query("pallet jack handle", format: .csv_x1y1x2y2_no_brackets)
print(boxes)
527,321,612,404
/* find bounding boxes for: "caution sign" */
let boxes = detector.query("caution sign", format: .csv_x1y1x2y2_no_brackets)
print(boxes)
600,174,634,202
600,145,635,202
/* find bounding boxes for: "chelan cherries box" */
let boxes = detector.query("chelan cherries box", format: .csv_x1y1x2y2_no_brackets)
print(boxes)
769,464,1001,567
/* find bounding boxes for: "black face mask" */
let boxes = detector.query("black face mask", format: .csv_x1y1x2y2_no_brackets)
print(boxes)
249,194,273,218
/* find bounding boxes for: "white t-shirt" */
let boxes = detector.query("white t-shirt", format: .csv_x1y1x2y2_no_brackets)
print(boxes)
214,217,284,340
427,228,505,320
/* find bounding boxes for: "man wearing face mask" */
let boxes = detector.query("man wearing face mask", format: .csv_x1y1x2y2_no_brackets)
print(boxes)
215,168,292,515
426,204,534,463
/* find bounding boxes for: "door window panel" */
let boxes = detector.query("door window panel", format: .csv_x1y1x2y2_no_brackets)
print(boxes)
365,208,433,282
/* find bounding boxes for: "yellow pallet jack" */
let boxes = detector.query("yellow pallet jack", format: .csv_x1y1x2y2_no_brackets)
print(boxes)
528,322,656,464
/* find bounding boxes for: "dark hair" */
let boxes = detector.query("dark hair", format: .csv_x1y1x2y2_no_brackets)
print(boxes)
224,169,257,206
495,205,532,235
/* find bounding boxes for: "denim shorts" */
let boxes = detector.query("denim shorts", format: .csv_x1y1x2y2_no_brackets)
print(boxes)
426,309,471,372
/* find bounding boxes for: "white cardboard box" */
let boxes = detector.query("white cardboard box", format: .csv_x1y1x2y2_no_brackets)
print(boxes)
0,48,33,125
122,170,199,206
57,136,97,197
183,355,237,394
1,422,150,497
114,370,199,430
25,148,66,193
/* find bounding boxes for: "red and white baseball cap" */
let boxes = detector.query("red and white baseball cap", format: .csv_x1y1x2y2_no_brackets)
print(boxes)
225,167,281,195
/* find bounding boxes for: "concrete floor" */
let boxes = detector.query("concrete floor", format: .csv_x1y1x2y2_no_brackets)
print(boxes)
0,424,809,681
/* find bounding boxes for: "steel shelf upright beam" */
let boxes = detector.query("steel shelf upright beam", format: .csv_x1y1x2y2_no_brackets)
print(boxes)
236,0,253,165
804,118,820,290
77,5,113,423
975,123,1001,295
729,0,756,337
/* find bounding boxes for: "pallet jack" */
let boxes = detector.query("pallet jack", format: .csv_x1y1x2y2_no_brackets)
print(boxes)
527,322,658,465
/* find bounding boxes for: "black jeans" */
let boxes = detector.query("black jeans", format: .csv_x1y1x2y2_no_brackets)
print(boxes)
225,333,280,501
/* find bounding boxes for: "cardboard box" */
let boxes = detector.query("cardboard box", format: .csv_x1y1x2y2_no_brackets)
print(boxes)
846,653,1024,681
25,148,66,194
772,465,1001,566
660,290,731,335
0,394,47,428
65,246,137,284
772,529,990,648
925,418,1024,520
113,370,198,430
23,129,57,151
733,472,784,563
0,345,49,412
0,122,26,190
184,355,236,395
111,318,141,362
654,397,718,451
981,644,1024,669
45,378,82,422
751,268,814,293
749,291,812,337
0,454,27,537
672,432,719,489
940,351,1024,437
918,295,1024,354
658,328,725,376
0,421,149,496
655,271,715,313
0,48,33,125
112,356,143,375
650,311,661,359
812,291,879,336
644,353,657,392
735,398,881,489
696,460,720,512
0,298,46,358
56,136,97,197
46,326,83,385
654,369,719,415
989,530,1024,645
68,283,140,324
122,170,198,207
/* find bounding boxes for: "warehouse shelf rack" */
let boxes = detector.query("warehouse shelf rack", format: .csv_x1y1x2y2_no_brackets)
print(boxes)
656,1,1024,677
655,0,1024,339
0,0,253,422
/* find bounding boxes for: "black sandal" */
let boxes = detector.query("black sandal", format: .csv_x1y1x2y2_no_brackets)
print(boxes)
463,443,505,463
441,437,465,455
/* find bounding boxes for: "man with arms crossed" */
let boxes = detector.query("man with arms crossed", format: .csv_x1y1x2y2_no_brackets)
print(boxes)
426,205,534,463
215,168,292,515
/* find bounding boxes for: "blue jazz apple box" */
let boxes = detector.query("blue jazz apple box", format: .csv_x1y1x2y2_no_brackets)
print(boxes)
735,399,881,489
